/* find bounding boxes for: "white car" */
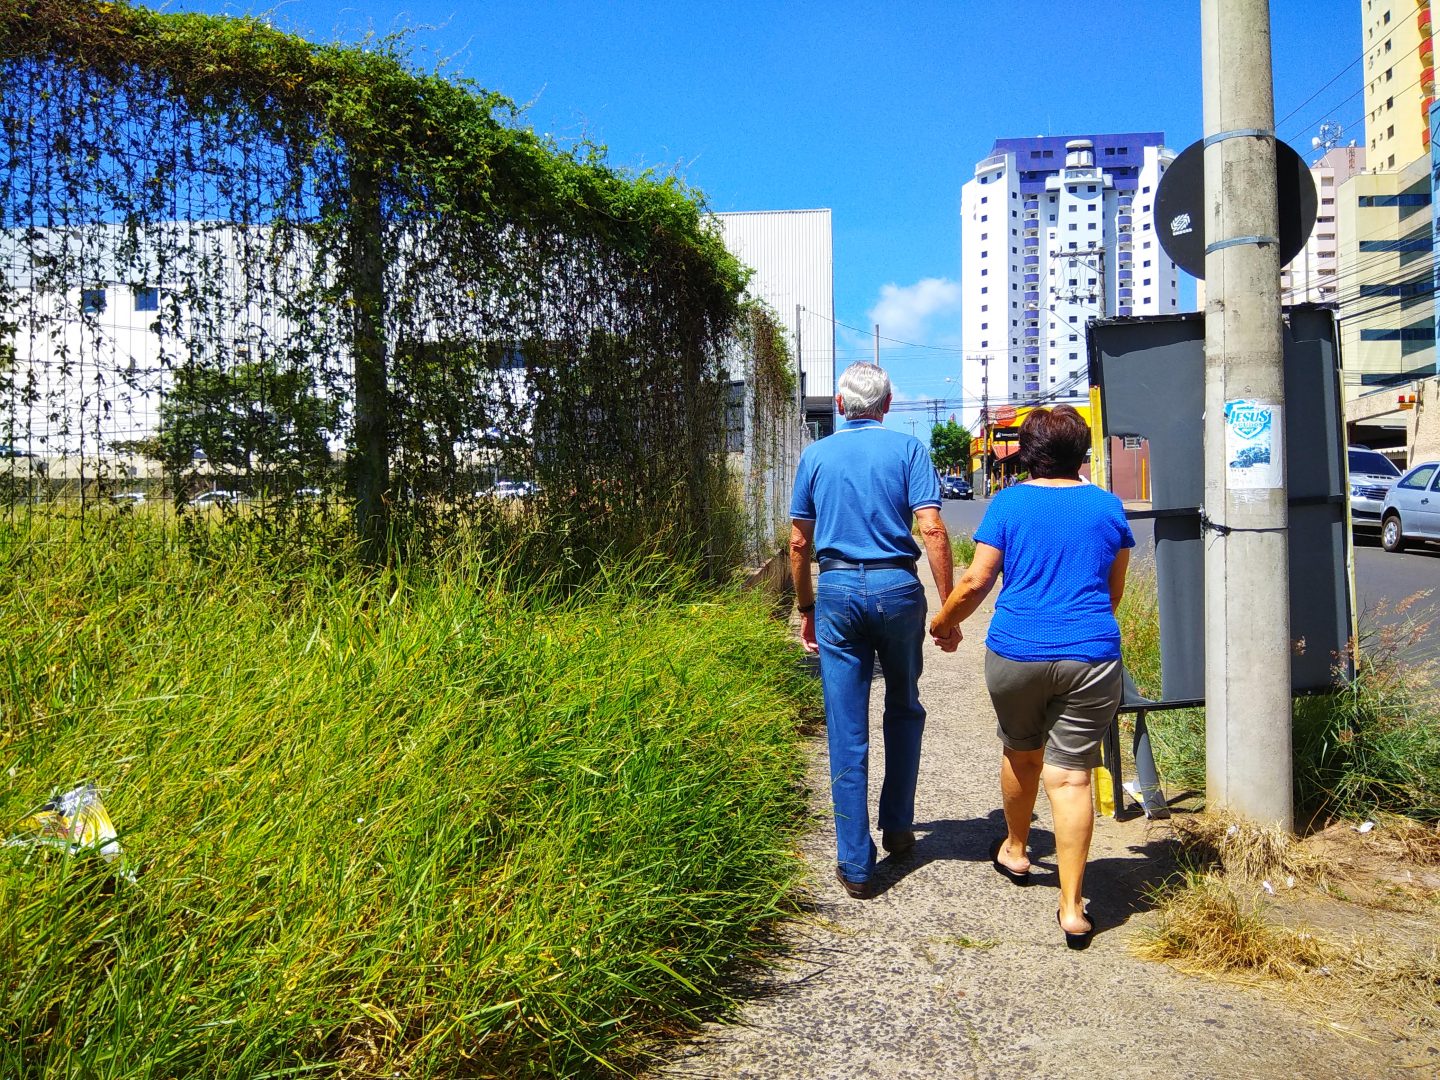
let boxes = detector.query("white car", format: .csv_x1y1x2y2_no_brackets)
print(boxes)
109,491,146,506
482,480,537,499
1380,461,1440,552
1348,446,1401,532
190,490,242,508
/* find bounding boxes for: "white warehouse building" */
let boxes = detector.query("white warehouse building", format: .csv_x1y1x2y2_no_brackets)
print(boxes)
959,133,1179,426
715,209,837,438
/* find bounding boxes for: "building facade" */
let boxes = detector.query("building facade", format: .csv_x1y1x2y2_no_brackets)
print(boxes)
959,133,1178,430
1281,145,1365,306
1362,0,1433,172
1337,0,1437,401
714,209,837,438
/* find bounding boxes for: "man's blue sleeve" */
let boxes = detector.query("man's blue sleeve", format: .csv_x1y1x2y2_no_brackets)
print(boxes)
908,444,942,510
790,452,816,520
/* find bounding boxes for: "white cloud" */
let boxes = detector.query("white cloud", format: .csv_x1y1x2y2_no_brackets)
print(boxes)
867,277,963,342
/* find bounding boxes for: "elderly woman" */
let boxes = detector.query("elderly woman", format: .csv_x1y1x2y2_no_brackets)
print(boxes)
928,405,1132,949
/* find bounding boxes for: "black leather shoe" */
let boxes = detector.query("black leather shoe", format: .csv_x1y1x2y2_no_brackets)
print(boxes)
881,829,916,856
835,865,874,900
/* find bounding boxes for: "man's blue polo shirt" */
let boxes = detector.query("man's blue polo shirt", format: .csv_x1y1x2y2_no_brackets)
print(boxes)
790,418,942,561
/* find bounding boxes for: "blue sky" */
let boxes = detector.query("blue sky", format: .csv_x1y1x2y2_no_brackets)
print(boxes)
181,0,1362,429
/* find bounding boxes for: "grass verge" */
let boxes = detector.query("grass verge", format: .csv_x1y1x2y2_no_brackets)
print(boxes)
0,515,813,1077
1118,569,1440,823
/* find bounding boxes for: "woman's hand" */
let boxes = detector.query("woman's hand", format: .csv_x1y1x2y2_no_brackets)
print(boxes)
929,620,962,652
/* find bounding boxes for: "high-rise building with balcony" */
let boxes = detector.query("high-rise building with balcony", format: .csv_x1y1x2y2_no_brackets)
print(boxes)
959,133,1178,425
1362,0,1433,171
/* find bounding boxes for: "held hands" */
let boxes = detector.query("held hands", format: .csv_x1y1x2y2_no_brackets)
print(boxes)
929,618,962,652
799,611,820,654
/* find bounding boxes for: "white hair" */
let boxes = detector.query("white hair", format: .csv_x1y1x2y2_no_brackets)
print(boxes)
837,362,891,419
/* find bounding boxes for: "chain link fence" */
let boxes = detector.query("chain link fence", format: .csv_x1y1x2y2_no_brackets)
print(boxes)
1,1,804,578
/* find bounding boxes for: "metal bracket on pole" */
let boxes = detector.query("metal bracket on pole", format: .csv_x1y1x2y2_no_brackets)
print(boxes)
1202,127,1274,146
1205,234,1278,255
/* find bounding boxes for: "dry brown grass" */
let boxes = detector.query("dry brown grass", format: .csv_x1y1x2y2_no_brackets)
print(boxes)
1136,873,1335,980
1169,812,1332,886
1375,813,1440,867
1138,814,1440,1049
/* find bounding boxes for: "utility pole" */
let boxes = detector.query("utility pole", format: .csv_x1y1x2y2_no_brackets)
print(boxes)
873,323,880,365
1201,0,1292,830
795,303,805,422
978,355,990,496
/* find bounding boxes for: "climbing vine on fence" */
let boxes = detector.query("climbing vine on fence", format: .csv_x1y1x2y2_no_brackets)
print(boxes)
0,0,773,577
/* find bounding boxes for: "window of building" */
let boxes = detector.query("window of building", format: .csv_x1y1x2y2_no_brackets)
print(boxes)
981,322,988,330
1068,222,1077,230
1069,352,1078,360
1088,222,1097,230
981,196,988,203
1388,125,1395,138
132,286,159,312
1087,185,1096,193
1385,39,1392,53
1386,67,1393,81
1383,9,1390,23
1143,278,1151,286
81,288,106,313
1069,333,1078,341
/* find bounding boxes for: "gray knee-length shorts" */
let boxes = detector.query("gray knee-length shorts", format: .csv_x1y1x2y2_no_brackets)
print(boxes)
984,649,1123,771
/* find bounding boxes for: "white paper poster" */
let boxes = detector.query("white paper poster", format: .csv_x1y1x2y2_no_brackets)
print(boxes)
1224,398,1283,490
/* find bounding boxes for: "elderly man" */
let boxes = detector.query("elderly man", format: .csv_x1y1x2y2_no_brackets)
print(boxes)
790,362,957,900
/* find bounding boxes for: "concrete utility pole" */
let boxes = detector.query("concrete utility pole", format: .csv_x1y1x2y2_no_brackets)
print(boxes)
874,323,880,365
795,304,805,420
1201,0,1293,830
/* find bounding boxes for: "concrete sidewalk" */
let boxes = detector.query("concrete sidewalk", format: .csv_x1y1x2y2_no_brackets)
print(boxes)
659,578,1404,1080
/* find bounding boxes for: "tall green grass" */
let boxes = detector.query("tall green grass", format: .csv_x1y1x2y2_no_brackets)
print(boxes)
1118,567,1440,822
0,515,812,1077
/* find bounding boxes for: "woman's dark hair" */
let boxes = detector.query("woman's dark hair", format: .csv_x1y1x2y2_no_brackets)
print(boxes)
1017,405,1090,478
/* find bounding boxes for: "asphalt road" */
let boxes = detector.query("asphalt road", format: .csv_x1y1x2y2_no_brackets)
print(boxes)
938,494,1440,664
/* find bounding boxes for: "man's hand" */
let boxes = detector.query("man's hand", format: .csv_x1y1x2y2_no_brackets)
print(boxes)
800,610,820,654
930,621,961,652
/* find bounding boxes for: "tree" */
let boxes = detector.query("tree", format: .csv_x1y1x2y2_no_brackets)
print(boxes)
158,357,340,484
929,418,971,474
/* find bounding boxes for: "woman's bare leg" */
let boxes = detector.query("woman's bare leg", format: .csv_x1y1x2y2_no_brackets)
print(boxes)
1042,763,1094,932
998,747,1044,872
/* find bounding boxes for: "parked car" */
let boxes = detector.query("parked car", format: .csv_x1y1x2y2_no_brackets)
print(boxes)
109,491,146,507
940,475,973,500
1348,445,1402,532
1380,460,1440,552
481,480,537,499
190,490,242,508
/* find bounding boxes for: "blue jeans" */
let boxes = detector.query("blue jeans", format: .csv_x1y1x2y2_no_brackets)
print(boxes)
815,567,927,884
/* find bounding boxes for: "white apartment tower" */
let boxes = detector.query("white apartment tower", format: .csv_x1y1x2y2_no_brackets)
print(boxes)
960,133,1179,425
1281,144,1365,305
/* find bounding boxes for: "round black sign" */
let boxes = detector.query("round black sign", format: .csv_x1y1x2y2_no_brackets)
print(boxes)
1153,136,1318,280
